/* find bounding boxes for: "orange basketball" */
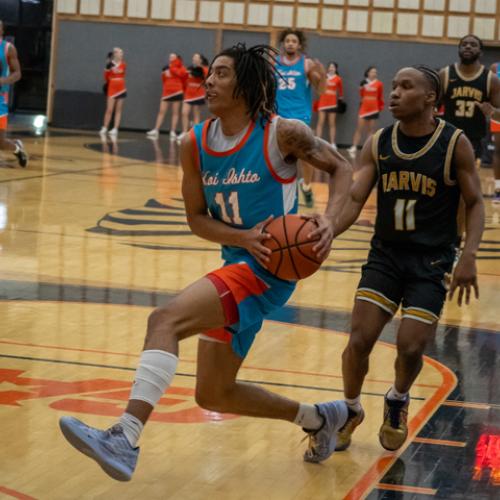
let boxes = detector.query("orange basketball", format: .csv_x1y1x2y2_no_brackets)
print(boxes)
263,214,324,280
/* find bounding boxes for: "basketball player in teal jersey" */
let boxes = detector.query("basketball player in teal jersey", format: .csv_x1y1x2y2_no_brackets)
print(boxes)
0,19,28,167
276,29,326,207
59,44,352,481
333,66,484,452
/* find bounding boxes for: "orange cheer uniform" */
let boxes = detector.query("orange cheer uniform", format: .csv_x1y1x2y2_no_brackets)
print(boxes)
161,58,187,100
184,66,208,103
104,61,127,99
317,74,343,111
358,79,384,118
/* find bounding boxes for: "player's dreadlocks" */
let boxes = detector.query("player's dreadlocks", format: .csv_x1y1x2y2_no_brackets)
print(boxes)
213,43,279,125
412,65,442,104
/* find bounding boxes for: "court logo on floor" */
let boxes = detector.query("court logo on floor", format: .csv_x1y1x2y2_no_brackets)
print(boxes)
0,368,238,423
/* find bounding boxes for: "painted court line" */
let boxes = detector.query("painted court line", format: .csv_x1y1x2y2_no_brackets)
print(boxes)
376,483,437,495
0,338,440,390
412,437,466,447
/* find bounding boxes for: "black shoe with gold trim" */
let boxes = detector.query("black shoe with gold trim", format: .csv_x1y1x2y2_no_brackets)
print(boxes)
378,393,409,451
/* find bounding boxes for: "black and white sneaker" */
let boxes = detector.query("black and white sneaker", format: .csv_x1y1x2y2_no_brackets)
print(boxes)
13,139,28,168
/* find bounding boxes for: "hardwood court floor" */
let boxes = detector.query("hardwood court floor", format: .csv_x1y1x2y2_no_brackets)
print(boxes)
0,128,499,500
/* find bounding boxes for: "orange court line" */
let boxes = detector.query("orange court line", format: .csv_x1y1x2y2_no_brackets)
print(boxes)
413,437,466,447
376,483,437,495
344,354,457,500
443,400,491,410
0,486,38,500
0,337,440,389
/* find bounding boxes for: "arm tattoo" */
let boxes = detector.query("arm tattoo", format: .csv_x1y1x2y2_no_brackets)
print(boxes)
278,119,336,172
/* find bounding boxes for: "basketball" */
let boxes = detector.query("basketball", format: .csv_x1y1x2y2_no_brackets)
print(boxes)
263,214,324,281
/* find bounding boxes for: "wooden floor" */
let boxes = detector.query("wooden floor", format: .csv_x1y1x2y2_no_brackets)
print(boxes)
0,127,499,500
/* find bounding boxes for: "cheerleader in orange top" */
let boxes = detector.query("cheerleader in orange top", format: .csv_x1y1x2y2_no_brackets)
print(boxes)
180,53,209,139
315,62,343,148
348,66,384,157
100,47,127,137
147,53,187,140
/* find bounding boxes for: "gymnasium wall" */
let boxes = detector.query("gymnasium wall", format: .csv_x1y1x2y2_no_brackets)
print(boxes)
53,19,500,143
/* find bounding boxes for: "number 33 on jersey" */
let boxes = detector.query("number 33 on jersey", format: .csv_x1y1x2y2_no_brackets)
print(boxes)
372,119,462,249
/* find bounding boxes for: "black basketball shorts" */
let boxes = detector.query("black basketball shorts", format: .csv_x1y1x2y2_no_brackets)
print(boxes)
356,238,456,324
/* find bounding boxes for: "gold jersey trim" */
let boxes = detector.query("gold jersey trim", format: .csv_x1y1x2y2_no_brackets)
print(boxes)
443,66,449,94
444,128,463,186
391,119,445,160
454,63,485,82
371,128,384,176
487,70,492,99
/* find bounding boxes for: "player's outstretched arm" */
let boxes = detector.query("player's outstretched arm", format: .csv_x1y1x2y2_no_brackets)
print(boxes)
277,118,352,259
0,44,21,86
477,73,500,121
179,133,273,267
305,58,327,94
449,134,485,306
334,135,378,237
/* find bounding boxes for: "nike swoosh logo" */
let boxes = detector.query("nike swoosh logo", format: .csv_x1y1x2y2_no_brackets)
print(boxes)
379,155,390,160
430,260,442,266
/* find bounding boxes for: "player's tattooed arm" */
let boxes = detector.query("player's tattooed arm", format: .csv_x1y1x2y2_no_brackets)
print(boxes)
277,118,352,259
334,135,378,237
180,133,272,267
449,134,485,306
0,44,21,86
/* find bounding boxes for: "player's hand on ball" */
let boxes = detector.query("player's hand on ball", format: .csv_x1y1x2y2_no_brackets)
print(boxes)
301,213,334,261
448,252,479,306
240,215,273,268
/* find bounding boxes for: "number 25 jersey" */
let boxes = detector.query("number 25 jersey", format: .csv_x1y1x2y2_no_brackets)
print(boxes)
373,119,462,249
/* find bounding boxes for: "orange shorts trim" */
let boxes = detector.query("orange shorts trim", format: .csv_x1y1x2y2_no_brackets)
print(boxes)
0,115,7,130
491,120,500,133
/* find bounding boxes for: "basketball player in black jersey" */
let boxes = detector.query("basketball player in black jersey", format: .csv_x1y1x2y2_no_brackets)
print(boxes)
333,66,484,452
440,35,500,162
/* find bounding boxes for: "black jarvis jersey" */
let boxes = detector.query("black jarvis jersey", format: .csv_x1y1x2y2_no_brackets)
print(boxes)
372,119,462,249
442,63,491,140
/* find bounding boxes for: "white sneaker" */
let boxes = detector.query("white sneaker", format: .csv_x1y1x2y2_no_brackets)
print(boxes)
348,146,357,158
331,143,338,150
99,127,108,135
169,131,177,140
108,128,118,137
176,132,186,143
146,129,159,138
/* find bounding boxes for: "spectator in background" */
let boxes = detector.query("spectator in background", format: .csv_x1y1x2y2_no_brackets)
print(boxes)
179,53,209,141
348,66,384,158
100,47,127,138
147,53,187,140
316,62,343,149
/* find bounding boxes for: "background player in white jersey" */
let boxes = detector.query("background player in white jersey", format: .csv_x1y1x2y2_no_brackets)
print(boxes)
59,44,352,481
275,29,326,207
0,19,27,167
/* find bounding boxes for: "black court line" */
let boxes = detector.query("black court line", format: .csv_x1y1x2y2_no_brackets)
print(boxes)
0,353,425,400
0,161,149,184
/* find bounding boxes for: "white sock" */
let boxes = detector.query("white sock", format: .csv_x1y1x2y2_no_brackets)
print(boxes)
387,386,408,401
301,182,312,192
14,144,20,154
495,179,500,191
345,396,362,413
119,412,144,447
130,349,178,406
294,403,324,430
